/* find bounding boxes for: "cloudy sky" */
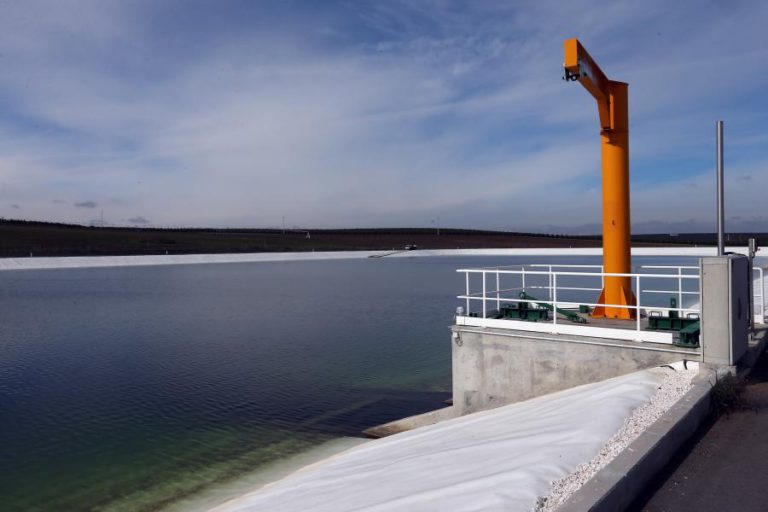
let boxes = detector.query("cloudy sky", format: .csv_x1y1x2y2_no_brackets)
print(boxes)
0,0,766,233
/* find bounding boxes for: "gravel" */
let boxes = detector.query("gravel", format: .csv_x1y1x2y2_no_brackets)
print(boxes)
534,365,698,512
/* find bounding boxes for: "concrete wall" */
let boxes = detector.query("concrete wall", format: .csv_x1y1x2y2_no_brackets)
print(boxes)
452,326,701,415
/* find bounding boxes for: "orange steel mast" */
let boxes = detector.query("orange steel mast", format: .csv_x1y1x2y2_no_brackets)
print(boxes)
564,38,636,319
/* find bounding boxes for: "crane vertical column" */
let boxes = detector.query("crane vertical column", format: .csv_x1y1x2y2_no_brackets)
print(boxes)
597,81,634,318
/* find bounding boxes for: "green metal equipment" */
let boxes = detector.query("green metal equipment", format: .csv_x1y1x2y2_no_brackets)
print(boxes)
647,298,700,330
516,291,587,324
677,321,701,348
496,300,549,321
646,298,700,348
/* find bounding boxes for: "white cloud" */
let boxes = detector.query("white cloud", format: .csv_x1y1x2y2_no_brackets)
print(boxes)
0,0,765,231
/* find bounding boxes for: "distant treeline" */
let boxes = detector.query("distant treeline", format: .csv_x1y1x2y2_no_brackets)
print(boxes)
0,218,763,258
0,218,592,237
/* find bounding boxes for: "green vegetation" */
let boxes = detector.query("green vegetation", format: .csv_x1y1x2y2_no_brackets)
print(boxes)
0,218,609,257
710,373,746,416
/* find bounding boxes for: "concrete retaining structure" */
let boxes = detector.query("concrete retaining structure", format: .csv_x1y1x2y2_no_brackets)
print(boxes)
452,326,702,415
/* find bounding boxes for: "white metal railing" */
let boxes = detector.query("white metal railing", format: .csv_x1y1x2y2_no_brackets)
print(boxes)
470,264,605,302
636,265,699,314
457,263,766,336
639,264,765,324
755,267,766,323
457,266,702,342
528,264,604,300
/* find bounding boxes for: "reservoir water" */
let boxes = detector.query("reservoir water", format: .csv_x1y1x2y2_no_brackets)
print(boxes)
0,255,697,511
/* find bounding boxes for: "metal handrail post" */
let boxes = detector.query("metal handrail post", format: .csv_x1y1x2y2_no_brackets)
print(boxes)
552,273,558,328
548,265,553,302
678,267,683,310
482,271,487,319
521,267,526,293
465,272,470,315
496,271,501,310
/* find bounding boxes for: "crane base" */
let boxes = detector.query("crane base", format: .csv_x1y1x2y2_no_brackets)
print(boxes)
591,286,637,320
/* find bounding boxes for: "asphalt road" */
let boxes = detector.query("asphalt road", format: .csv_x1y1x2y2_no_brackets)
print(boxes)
631,351,768,511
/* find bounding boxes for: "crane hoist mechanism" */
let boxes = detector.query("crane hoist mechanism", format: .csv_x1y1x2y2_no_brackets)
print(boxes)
563,38,637,320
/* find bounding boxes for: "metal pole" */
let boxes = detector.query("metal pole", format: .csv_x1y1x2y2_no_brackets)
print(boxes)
716,121,725,256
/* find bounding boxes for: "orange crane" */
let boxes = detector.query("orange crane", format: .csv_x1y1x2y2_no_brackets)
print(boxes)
563,38,636,319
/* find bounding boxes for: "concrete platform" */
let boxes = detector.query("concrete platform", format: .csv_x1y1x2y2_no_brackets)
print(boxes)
452,325,701,415
364,325,702,437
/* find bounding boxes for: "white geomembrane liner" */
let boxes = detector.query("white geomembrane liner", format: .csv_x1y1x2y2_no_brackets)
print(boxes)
211,369,671,512
0,247,763,271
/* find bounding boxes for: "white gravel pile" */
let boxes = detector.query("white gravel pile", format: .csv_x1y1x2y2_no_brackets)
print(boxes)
534,364,698,511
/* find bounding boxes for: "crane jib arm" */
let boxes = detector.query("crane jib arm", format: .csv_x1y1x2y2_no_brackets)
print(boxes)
563,38,615,131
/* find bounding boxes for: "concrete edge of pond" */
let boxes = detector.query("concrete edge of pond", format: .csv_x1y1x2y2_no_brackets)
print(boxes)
362,406,457,438
558,326,768,512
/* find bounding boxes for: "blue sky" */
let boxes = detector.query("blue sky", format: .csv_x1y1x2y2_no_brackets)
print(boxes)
0,0,766,233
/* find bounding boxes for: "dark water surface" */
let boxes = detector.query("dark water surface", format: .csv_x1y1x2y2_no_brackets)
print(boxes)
0,255,696,511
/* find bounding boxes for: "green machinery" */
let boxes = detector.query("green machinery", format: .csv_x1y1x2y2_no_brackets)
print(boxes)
491,292,587,324
647,298,700,348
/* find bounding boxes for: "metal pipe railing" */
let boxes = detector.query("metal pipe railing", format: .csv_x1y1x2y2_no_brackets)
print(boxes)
528,264,605,289
458,263,766,344
754,267,765,323
639,264,765,323
457,267,703,339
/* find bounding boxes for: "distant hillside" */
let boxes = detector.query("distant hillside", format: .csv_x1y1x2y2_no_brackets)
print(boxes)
631,232,765,247
1,218,750,258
